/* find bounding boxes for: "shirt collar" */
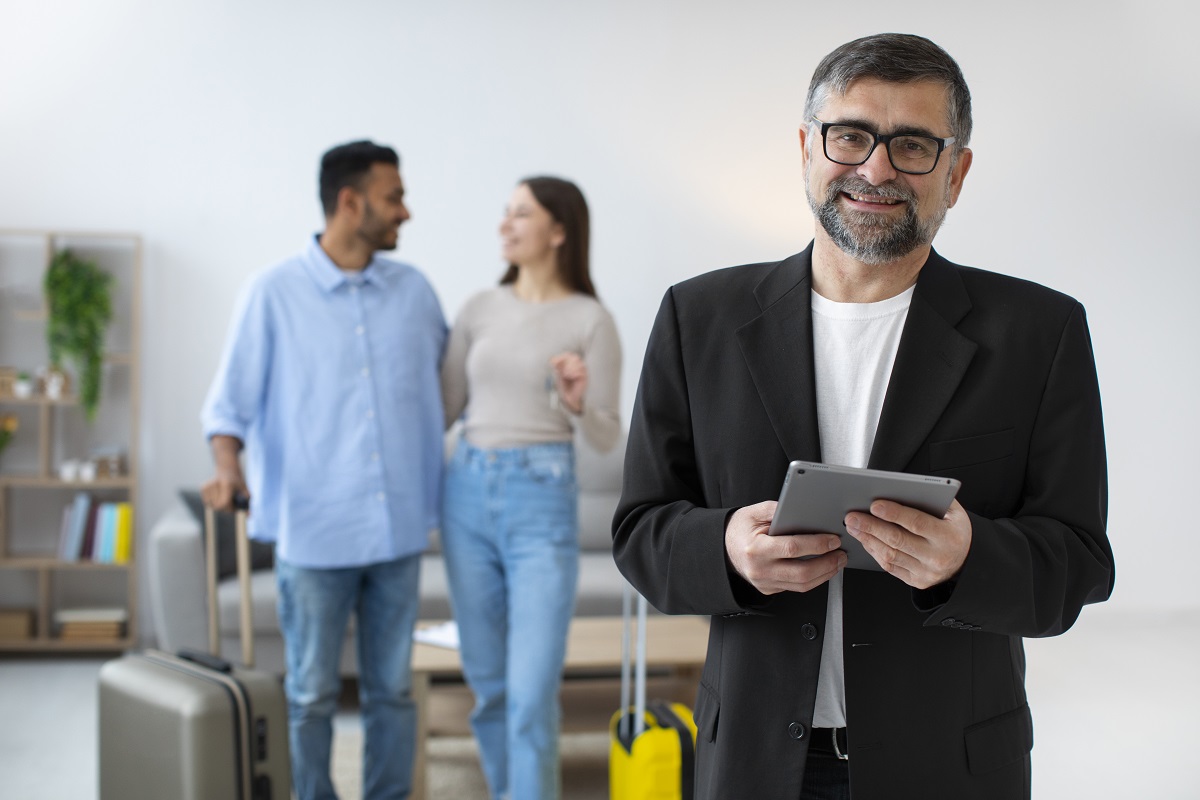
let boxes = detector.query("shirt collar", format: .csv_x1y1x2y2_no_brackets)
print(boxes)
303,234,385,293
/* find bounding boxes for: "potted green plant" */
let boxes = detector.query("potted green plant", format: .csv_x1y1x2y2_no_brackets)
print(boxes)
13,371,33,398
44,250,113,420
0,413,17,461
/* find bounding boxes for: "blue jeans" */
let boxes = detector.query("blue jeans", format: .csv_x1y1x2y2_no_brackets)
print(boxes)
276,554,421,800
442,440,580,800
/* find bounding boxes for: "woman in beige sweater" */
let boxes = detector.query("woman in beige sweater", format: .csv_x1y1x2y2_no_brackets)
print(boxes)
440,176,621,800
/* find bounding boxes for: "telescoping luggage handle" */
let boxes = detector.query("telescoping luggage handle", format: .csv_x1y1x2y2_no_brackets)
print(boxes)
619,580,649,742
203,494,255,669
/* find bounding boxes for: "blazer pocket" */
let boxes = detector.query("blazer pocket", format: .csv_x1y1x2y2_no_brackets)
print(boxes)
694,681,720,743
964,703,1033,775
929,428,1015,471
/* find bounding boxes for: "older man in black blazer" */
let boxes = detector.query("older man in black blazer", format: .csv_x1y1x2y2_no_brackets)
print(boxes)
613,33,1112,800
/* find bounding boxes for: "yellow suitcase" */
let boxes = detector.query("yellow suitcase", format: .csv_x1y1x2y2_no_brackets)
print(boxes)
609,587,698,800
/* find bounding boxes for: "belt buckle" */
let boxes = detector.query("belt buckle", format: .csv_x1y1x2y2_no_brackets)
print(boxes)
832,727,848,761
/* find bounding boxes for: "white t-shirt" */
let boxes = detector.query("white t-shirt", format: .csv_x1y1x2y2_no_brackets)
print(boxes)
810,285,914,728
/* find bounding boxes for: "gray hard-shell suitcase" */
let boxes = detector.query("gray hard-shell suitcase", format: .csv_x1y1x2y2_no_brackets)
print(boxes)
98,500,291,800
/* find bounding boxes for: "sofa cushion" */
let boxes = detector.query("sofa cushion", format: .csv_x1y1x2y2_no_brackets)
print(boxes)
578,490,620,552
216,570,281,635
417,554,453,620
179,489,276,581
575,432,625,553
574,553,628,616
576,431,625,492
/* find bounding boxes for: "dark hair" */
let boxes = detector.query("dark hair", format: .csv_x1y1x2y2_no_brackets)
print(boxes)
500,176,596,298
318,140,400,218
803,33,972,151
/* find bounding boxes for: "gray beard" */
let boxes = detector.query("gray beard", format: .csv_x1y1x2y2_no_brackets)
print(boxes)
807,175,945,265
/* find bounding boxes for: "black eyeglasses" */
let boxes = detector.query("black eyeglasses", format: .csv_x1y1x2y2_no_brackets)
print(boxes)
813,118,956,175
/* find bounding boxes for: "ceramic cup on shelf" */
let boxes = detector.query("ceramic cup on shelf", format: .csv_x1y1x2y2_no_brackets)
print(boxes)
44,370,66,401
59,459,80,482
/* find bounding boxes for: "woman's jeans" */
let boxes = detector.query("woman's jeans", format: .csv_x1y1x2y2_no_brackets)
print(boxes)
442,439,580,800
277,554,421,800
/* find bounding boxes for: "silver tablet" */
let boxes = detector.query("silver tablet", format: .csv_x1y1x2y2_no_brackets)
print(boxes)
768,461,961,571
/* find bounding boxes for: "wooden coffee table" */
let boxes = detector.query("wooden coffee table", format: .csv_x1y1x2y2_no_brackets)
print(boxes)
410,614,709,800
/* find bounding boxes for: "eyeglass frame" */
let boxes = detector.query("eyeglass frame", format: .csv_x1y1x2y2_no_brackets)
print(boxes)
811,117,957,176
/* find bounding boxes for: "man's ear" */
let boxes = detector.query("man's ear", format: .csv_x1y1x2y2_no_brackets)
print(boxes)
798,124,811,171
336,185,363,217
946,147,972,209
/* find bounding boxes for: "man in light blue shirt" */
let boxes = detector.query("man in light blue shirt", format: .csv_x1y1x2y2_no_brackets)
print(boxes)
202,140,446,800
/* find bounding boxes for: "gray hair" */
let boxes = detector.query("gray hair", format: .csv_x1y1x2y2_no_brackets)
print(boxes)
802,33,972,151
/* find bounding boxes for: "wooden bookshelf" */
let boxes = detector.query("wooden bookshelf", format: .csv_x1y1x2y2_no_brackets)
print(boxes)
0,230,141,653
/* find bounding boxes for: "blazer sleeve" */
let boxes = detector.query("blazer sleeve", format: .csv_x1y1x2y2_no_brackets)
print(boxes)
921,302,1113,637
612,288,758,616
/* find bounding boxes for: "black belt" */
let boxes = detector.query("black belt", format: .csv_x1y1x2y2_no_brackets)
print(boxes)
808,727,849,760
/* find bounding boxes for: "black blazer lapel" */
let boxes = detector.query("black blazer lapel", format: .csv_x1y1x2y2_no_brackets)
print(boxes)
735,247,823,463
869,250,978,472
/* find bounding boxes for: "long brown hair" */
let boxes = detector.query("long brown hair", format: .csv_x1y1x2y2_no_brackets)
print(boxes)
499,176,596,298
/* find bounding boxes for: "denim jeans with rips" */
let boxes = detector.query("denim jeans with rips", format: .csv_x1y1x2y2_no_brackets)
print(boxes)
442,439,579,800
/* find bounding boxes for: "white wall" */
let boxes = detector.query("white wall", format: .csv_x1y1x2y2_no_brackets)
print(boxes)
2,0,1197,640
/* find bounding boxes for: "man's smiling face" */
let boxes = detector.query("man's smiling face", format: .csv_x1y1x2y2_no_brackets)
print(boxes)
800,77,971,266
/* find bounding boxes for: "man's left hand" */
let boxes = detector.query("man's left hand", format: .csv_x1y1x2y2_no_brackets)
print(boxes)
844,499,972,589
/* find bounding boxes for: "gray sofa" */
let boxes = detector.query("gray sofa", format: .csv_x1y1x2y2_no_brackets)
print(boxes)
147,433,629,675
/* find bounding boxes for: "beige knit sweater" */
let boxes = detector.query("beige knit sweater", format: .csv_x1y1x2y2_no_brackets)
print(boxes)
440,286,621,452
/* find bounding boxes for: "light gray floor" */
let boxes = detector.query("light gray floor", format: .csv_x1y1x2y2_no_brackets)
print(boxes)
2,606,1196,799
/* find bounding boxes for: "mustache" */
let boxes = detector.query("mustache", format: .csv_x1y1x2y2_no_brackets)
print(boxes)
825,176,916,204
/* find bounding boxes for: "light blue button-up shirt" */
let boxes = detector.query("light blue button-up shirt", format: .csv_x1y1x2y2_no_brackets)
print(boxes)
201,237,447,568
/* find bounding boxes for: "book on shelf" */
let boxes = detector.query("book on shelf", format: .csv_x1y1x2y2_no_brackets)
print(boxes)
53,607,129,625
59,622,126,640
80,499,101,561
113,502,133,564
49,496,134,563
57,493,92,562
94,503,111,563
55,606,128,641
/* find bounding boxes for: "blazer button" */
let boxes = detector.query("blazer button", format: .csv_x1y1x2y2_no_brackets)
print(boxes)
801,623,818,641
788,722,806,740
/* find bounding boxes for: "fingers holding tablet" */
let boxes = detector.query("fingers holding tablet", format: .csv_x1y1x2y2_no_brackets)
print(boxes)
769,461,961,573
846,498,972,589
724,501,847,596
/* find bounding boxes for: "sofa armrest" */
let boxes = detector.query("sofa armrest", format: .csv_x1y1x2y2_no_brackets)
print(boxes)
146,503,209,654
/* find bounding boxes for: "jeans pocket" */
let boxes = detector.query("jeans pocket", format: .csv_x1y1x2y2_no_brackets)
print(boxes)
521,447,576,487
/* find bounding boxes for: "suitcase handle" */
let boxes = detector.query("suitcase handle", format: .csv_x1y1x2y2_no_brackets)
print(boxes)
176,647,234,673
204,493,256,669
619,581,648,741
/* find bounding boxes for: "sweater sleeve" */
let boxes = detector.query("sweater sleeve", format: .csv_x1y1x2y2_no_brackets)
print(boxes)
574,305,622,452
439,307,471,430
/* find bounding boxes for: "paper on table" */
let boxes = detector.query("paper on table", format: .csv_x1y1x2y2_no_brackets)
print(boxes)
413,620,459,650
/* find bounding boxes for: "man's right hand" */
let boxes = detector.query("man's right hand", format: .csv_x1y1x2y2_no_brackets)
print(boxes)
724,500,847,595
200,468,249,512
201,435,249,512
